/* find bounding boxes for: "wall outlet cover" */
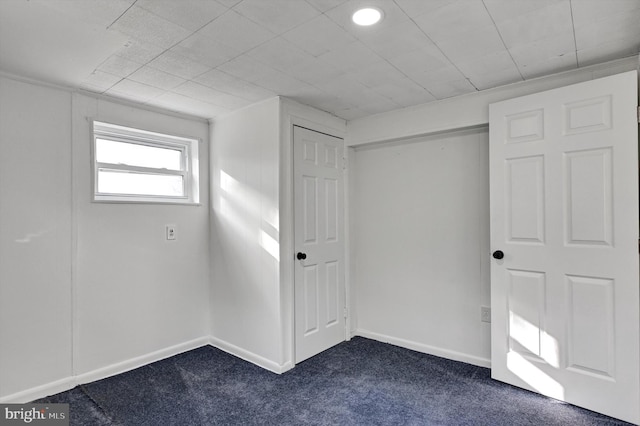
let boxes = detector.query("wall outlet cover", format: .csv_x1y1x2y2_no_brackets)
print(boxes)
481,306,491,323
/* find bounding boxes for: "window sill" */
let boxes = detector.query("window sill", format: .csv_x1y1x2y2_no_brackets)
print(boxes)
91,199,202,207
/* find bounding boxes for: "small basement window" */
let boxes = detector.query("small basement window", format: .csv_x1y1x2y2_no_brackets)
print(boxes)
92,121,199,204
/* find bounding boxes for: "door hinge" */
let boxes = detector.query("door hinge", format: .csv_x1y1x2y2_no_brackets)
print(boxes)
343,307,348,318
637,106,640,124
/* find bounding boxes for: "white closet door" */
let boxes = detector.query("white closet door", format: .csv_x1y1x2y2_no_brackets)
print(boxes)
294,126,345,363
489,71,639,424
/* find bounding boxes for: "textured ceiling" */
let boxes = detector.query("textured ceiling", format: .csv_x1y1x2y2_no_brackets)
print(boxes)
1,0,638,120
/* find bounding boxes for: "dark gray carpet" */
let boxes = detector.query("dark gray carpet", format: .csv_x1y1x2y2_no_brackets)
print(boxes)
36,337,631,425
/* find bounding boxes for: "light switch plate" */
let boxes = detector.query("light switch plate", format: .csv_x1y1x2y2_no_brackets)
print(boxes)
166,224,176,240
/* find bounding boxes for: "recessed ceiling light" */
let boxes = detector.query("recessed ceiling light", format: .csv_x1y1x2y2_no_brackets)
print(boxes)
352,7,383,26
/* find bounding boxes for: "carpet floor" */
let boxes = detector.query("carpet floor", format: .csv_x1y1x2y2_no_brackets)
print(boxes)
36,337,632,425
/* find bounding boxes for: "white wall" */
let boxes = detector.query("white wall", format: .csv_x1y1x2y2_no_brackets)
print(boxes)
352,129,491,366
210,97,346,371
0,76,73,399
71,94,210,377
0,75,211,402
210,98,284,370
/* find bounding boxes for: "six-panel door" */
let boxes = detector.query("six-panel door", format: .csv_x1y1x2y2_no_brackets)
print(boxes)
294,126,346,363
489,71,639,424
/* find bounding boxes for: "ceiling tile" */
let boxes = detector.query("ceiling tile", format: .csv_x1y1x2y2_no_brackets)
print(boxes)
109,6,192,49
316,40,382,73
518,54,577,79
352,91,400,115
215,55,269,82
315,74,370,100
2,0,638,122
107,78,165,102
282,14,356,57
286,85,338,109
435,25,506,63
316,74,400,115
334,107,368,120
216,0,243,8
397,64,475,98
115,40,165,65
455,49,515,74
324,0,412,35
79,70,122,93
136,0,228,31
127,66,186,90
467,68,523,91
234,0,320,35
311,93,356,115
247,37,344,86
356,21,435,61
454,50,522,89
571,0,640,27
31,0,135,29
96,55,142,78
247,37,315,74
577,37,640,67
574,8,640,51
304,0,349,13
173,81,252,110
387,44,451,78
393,0,453,17
194,69,275,101
457,51,523,90
216,56,311,96
289,58,345,86
198,10,274,55
509,31,576,67
147,50,210,79
483,0,565,24
172,80,228,102
368,77,437,108
172,33,237,68
347,60,405,88
494,1,573,48
422,78,477,100
154,92,232,118
413,0,494,42
251,69,311,96
0,0,129,87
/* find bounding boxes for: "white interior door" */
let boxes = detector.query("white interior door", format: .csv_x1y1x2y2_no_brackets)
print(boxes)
294,125,345,363
489,71,639,424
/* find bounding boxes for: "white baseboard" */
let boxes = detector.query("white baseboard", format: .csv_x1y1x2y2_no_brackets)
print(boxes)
0,377,77,404
0,336,211,404
75,336,211,385
208,336,293,374
355,329,491,368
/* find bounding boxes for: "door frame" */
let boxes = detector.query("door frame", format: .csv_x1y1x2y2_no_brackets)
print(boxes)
280,100,348,370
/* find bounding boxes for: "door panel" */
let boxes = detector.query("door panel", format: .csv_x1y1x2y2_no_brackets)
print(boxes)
564,148,612,245
294,126,345,363
489,71,639,424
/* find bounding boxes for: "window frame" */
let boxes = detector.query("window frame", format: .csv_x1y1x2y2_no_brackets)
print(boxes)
91,120,200,205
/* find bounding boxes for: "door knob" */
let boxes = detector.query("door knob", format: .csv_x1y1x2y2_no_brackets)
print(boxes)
297,252,307,260
492,250,504,260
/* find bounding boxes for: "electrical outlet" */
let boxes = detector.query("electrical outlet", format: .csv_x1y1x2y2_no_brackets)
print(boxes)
481,306,491,323
166,225,176,240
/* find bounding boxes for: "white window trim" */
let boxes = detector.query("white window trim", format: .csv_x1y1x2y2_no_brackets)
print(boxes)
91,120,200,205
